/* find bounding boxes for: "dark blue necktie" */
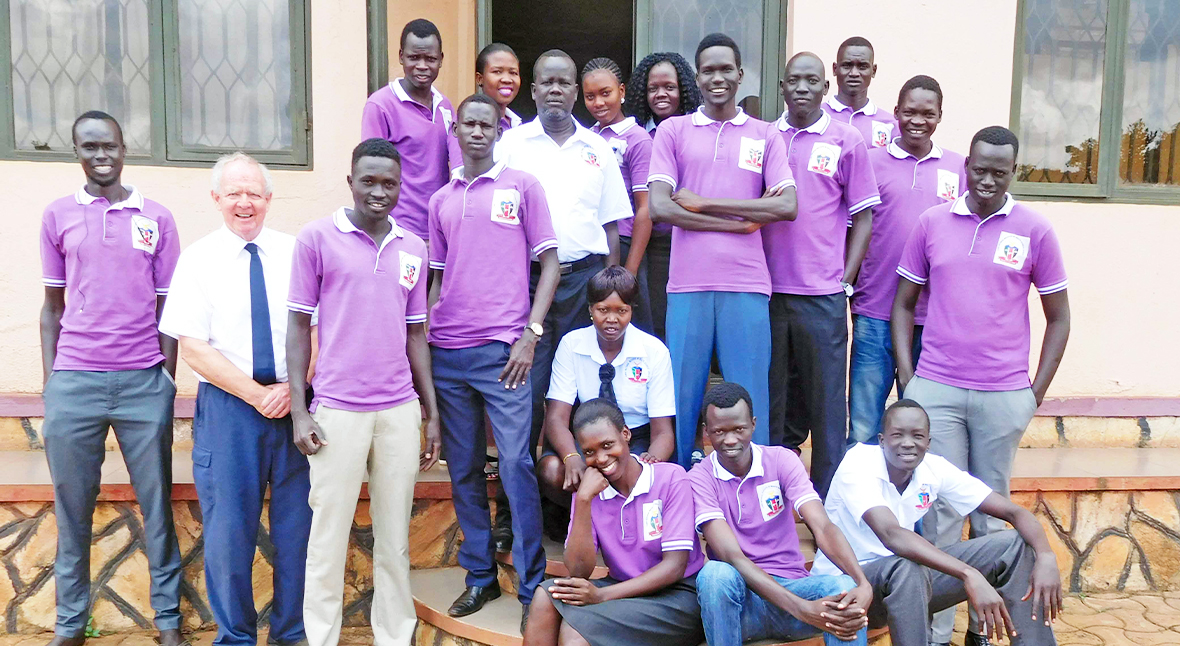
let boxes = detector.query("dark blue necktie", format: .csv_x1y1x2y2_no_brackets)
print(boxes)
245,243,277,385
599,363,617,405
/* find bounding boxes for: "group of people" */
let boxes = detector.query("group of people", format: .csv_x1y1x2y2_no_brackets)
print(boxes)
37,14,1071,646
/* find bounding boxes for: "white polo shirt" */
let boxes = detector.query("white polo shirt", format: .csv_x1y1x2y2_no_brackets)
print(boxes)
547,324,676,428
494,117,632,262
810,443,992,575
160,226,302,383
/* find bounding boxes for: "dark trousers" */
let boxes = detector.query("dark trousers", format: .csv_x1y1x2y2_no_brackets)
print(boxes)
618,236,653,334
768,293,848,499
192,382,312,646
861,530,1057,646
42,365,182,636
646,235,671,342
433,342,546,604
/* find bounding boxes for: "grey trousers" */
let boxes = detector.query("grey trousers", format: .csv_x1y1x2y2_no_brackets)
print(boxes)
42,365,182,636
902,375,1039,642
862,530,1056,646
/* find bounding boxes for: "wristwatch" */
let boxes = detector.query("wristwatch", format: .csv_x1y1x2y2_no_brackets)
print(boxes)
527,322,544,337
840,281,854,297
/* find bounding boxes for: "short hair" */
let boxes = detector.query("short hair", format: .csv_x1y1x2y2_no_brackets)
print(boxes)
400,18,441,51
587,265,640,306
72,110,123,145
695,32,741,68
457,92,499,120
210,152,274,196
351,137,401,169
701,382,754,424
476,42,517,75
582,57,624,85
533,49,576,81
572,398,627,437
970,125,1020,159
882,399,930,429
898,74,944,110
624,52,702,126
837,36,874,60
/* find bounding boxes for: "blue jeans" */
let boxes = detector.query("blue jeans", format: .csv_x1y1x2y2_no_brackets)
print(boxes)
848,315,923,444
697,560,868,646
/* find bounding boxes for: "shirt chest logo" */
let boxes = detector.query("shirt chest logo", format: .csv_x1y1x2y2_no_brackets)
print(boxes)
623,357,647,383
642,499,664,541
130,215,159,254
581,146,601,167
871,120,893,147
915,484,933,511
607,137,628,166
936,169,960,201
738,137,765,172
490,188,521,225
993,232,1031,271
398,250,422,289
807,142,841,177
755,481,786,521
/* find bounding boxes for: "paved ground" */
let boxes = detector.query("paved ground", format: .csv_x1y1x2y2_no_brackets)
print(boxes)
1,593,1178,646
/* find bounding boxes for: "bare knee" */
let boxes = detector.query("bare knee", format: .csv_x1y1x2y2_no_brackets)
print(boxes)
537,455,566,500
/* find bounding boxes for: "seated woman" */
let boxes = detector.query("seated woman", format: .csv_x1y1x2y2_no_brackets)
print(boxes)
523,398,705,646
538,266,675,523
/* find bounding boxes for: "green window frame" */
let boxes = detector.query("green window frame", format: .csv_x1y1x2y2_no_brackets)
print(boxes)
0,0,312,168
1010,0,1180,204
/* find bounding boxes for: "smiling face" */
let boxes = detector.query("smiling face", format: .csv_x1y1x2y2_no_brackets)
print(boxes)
895,87,942,151
833,45,876,98
646,61,681,121
213,159,271,242
578,418,633,484
477,50,520,108
782,54,828,122
348,155,401,223
583,69,625,126
703,399,755,468
879,407,931,474
590,291,632,345
455,101,501,162
966,140,1017,211
73,118,125,188
696,45,742,110
400,33,443,93
532,55,578,121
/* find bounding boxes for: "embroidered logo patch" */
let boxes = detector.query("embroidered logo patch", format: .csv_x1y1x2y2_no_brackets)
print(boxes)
915,484,933,511
993,232,1031,271
582,146,601,167
871,120,893,147
130,215,159,254
936,169,960,201
607,137,628,166
490,188,521,225
807,142,841,177
623,357,647,383
398,250,422,289
738,137,765,172
642,499,664,541
756,481,786,521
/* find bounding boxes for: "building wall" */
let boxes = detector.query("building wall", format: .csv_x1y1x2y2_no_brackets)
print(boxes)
0,0,1175,398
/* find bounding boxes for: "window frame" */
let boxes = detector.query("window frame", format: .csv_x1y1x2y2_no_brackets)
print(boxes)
1010,0,1180,204
0,0,313,169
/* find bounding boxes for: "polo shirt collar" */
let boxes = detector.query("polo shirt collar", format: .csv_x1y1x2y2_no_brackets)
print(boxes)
710,443,765,481
886,138,944,161
574,324,648,364
776,109,831,134
332,207,403,238
75,185,145,210
504,108,522,128
950,192,1016,218
518,117,599,148
449,160,508,183
826,95,879,117
598,116,639,136
217,225,280,257
599,457,653,502
690,106,750,127
390,78,445,113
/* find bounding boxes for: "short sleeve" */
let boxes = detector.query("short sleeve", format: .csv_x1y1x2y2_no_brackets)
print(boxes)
360,98,391,141
405,238,429,324
688,461,725,528
835,466,893,525
596,142,633,226
287,235,322,315
546,335,579,405
645,341,676,419
660,466,698,552
896,213,931,285
625,133,653,193
157,250,212,341
773,447,821,512
521,175,559,256
1032,225,1068,295
840,138,882,215
152,213,181,295
427,193,447,271
761,125,796,191
646,121,679,189
40,208,66,287
929,455,993,516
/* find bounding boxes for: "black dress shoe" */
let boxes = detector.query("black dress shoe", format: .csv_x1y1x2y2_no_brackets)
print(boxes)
493,525,514,553
447,582,502,617
963,632,992,646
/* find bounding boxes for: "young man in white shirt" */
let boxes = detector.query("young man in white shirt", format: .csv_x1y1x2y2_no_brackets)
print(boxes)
812,400,1062,646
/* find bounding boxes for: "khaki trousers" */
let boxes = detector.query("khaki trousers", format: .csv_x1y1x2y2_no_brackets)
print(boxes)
303,400,422,646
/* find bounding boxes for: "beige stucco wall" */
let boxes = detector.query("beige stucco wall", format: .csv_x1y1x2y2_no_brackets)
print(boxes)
0,0,1176,398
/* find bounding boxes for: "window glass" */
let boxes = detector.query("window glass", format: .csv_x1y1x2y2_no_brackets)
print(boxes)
649,0,764,111
1119,0,1180,186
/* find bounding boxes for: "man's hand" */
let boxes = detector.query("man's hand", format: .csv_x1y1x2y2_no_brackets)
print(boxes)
1022,553,1062,626
255,383,291,419
897,368,915,396
964,569,1017,641
293,411,327,456
827,581,873,620
498,332,538,389
420,413,441,471
638,452,660,464
577,465,610,502
794,596,867,641
1032,385,1048,407
548,577,604,606
671,188,707,213
563,454,587,491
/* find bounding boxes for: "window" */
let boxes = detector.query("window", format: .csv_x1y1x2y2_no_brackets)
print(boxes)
0,0,310,167
1011,0,1180,201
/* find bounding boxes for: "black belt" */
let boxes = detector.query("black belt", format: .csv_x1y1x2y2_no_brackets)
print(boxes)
533,253,605,276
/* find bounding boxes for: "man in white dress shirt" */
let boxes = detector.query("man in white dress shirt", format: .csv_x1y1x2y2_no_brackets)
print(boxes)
159,153,312,646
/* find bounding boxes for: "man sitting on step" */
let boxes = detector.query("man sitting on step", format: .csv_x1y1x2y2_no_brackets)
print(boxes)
811,399,1062,646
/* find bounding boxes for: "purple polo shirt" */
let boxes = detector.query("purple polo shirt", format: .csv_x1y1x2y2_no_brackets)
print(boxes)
764,111,880,295
40,187,179,371
897,194,1069,391
288,208,428,412
360,79,461,240
592,117,664,237
853,140,966,323
822,97,898,149
427,163,558,348
567,459,705,581
689,444,819,579
648,108,795,295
